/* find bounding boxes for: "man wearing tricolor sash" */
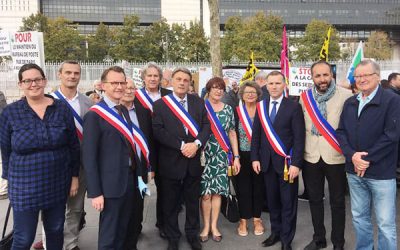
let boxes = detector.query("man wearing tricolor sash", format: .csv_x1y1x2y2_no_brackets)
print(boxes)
82,66,142,249
152,67,210,250
251,71,305,250
36,60,93,250
134,62,172,238
300,61,352,250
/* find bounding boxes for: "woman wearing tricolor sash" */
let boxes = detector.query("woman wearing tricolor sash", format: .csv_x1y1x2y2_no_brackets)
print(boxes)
200,77,241,243
234,81,265,237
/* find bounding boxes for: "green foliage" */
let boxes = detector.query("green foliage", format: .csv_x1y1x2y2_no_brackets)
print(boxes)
87,23,113,61
19,13,49,32
364,31,392,60
293,19,340,61
183,21,210,62
221,12,283,61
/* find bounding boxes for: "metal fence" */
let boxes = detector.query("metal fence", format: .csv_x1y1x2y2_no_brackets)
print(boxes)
1,60,400,102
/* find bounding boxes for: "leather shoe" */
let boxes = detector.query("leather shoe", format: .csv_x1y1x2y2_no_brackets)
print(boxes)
167,240,179,250
262,233,280,247
304,240,327,250
187,237,202,250
333,246,344,250
281,243,292,250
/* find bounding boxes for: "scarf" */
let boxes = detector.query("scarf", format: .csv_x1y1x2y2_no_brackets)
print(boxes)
311,80,336,136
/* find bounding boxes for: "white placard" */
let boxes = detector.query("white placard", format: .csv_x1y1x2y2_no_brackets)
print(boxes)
11,31,45,71
132,68,143,88
289,67,313,96
0,31,12,57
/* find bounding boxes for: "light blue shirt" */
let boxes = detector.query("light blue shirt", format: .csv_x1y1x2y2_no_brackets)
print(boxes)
357,85,379,117
103,95,119,113
127,104,142,157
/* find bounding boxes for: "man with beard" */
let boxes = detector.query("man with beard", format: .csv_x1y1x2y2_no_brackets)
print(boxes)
300,60,352,250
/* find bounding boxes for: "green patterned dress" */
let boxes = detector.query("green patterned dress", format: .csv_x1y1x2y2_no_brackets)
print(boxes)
201,104,235,197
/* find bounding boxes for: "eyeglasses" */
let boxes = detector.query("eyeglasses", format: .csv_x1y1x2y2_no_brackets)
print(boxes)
211,87,224,91
20,78,45,86
243,91,257,95
126,87,136,91
353,73,377,80
104,81,128,87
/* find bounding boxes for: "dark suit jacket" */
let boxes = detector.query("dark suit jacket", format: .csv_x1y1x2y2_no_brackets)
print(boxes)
82,100,141,198
251,97,305,174
152,93,211,180
133,87,172,174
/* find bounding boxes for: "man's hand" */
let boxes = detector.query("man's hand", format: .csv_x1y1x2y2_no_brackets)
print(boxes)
288,165,300,182
92,195,104,212
181,142,198,158
352,152,370,177
252,161,261,174
69,177,79,197
233,158,241,175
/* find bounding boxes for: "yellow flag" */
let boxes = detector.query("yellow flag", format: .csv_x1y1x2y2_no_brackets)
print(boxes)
240,51,259,84
319,27,332,61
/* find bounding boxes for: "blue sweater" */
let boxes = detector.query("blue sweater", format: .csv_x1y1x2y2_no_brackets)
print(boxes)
336,86,400,179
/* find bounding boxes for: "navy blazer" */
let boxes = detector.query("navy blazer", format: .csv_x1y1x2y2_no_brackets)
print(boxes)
336,86,400,179
152,93,211,180
251,97,305,173
82,100,141,198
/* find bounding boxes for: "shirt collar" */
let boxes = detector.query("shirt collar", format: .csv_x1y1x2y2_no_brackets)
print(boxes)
357,85,379,102
103,95,119,109
270,94,283,104
173,92,187,103
58,88,79,101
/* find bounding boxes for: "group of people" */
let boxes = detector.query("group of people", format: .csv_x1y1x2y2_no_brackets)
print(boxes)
0,59,398,250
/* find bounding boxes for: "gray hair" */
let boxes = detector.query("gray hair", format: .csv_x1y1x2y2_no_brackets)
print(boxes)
141,62,163,81
254,70,268,80
172,67,192,81
355,59,381,76
238,81,263,102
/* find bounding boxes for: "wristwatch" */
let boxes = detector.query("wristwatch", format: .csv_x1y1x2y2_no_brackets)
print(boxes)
234,155,240,159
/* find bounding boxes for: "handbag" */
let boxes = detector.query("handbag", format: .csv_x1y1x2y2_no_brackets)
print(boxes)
221,176,240,223
0,203,13,250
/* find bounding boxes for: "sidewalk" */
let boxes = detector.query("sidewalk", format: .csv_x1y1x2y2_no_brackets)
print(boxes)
0,181,399,250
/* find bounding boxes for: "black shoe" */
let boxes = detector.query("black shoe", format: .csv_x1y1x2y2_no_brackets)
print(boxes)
262,233,280,247
187,237,202,250
333,246,344,250
167,241,179,250
304,240,327,250
281,243,292,250
298,192,309,201
159,228,167,239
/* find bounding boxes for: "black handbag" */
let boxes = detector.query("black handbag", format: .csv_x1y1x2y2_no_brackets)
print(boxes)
0,203,13,250
221,177,240,223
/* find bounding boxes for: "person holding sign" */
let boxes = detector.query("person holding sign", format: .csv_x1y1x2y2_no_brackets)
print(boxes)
82,66,142,249
251,71,305,250
300,60,352,250
152,68,210,250
200,77,240,243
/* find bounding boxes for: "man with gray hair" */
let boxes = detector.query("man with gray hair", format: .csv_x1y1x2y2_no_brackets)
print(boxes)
254,70,270,100
337,60,400,250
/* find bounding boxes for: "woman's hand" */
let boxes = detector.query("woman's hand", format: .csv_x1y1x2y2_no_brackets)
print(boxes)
69,177,79,197
233,158,241,175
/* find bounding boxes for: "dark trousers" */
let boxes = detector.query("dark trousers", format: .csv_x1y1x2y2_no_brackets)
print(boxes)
236,151,264,219
302,159,346,247
123,186,144,250
12,204,66,250
263,165,298,245
161,175,200,241
154,173,164,229
98,173,135,250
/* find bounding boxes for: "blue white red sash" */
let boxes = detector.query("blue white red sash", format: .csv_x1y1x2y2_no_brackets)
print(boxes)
162,94,199,138
52,90,83,141
135,88,154,113
131,122,151,169
205,100,232,162
236,100,253,142
300,89,342,154
90,102,136,153
256,100,290,162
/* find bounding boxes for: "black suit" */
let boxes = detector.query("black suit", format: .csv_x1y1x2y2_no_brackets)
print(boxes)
152,93,210,241
251,97,305,245
82,99,140,249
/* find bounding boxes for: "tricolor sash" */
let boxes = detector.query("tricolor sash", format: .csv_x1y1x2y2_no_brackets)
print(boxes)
52,90,83,141
205,100,232,162
236,100,253,142
300,89,342,154
135,88,154,113
162,94,199,138
90,102,136,153
131,122,151,169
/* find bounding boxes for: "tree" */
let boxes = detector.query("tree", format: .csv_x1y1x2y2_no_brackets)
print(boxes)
364,31,392,60
87,23,113,61
19,13,48,33
183,21,210,62
141,18,171,62
209,0,222,77
166,23,186,62
221,12,283,61
294,19,340,61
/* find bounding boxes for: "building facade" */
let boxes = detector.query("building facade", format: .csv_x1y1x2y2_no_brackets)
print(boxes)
0,0,40,31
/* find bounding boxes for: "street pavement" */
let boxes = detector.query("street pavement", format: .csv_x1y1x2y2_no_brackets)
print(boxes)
0,178,399,250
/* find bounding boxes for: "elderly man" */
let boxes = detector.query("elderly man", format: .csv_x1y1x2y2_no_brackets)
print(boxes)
388,72,400,95
85,79,103,97
254,70,270,100
337,60,400,250
300,60,352,250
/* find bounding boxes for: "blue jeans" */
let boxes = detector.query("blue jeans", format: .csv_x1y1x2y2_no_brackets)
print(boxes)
347,173,397,250
12,204,66,250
